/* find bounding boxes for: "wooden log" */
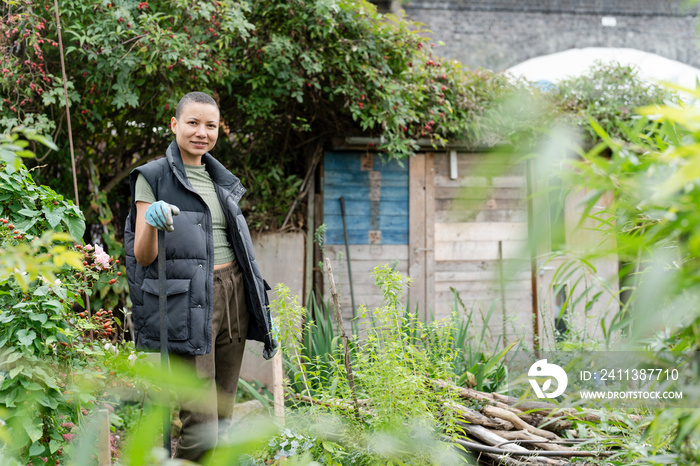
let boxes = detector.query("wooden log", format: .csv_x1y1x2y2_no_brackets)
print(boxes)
446,434,612,459
455,417,514,432
504,407,538,426
493,393,557,411
450,403,514,430
570,410,643,424
291,393,374,417
457,425,564,465
479,453,529,466
432,379,507,406
481,405,559,441
536,417,573,432
465,385,641,427
490,429,576,452
492,393,644,425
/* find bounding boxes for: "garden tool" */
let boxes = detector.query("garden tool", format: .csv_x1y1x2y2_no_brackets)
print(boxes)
158,229,171,456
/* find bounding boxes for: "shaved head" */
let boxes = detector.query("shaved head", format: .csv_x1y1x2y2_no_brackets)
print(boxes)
175,92,219,119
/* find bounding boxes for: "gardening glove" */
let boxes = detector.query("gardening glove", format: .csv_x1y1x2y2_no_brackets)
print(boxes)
270,318,280,343
144,201,180,232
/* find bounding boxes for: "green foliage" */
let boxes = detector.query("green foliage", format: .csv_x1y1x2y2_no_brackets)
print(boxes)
239,163,304,231
1,0,524,235
271,283,313,398
0,162,85,242
549,62,676,143
0,128,53,170
0,130,135,465
448,289,519,392
354,266,457,434
270,265,461,464
3,1,666,239
539,87,700,463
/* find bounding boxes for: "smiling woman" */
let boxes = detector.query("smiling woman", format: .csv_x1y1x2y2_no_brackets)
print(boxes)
171,99,220,164
123,91,277,462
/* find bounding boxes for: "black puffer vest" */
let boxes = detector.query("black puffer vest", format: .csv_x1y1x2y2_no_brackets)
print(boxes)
124,141,278,359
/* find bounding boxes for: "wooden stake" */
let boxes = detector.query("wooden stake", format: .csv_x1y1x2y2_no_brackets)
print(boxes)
272,351,285,425
52,0,80,208
96,408,110,466
324,258,361,423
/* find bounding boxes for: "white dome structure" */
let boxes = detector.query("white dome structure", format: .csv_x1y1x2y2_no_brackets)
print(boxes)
508,47,700,89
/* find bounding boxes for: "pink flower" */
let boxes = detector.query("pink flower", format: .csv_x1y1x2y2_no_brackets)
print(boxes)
62,433,75,442
94,245,111,269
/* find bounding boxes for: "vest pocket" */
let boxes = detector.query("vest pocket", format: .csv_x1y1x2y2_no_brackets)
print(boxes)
141,278,191,341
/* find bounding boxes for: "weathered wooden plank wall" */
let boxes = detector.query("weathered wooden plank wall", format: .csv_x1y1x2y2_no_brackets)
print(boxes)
323,152,410,325
321,150,618,349
431,152,533,346
324,152,409,245
409,153,435,320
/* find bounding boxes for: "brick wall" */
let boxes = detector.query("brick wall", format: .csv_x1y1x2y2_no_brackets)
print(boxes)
400,0,700,70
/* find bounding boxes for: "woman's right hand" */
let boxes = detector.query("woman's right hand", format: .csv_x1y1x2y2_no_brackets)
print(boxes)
145,201,181,232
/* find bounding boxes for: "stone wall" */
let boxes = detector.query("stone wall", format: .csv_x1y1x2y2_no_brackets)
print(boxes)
401,0,700,70
239,232,305,388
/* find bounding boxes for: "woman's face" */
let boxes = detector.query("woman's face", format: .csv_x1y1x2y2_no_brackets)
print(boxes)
170,102,220,164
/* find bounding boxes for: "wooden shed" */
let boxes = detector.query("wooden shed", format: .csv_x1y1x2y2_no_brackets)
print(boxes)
321,149,618,349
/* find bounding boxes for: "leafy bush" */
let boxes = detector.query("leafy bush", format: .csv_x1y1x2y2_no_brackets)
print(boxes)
0,131,139,465
548,62,676,143
538,89,700,462
269,265,463,464
1,0,526,235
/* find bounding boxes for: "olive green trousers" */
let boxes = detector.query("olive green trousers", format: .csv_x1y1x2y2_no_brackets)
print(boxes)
172,260,249,463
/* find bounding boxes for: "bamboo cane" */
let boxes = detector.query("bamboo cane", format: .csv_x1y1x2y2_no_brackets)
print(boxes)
324,258,361,423
52,0,79,207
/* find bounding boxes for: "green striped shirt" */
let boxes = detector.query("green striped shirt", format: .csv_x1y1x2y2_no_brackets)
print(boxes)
135,164,235,265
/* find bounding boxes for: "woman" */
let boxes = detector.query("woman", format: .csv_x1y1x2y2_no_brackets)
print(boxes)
124,91,277,462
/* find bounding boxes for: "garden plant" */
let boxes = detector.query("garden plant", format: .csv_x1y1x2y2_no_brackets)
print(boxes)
1,0,700,464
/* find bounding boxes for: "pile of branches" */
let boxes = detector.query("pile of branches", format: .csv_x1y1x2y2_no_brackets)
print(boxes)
434,380,640,465
294,380,638,465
